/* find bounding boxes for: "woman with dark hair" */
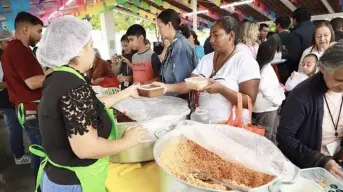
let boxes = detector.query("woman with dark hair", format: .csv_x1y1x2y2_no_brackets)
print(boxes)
253,39,285,143
154,16,260,123
277,41,343,179
188,30,205,59
156,9,198,88
298,21,336,72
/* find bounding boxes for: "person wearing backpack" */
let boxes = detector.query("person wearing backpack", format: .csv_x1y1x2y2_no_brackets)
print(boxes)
284,8,315,82
268,16,291,84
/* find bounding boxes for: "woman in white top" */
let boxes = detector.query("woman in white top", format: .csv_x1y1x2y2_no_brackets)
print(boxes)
154,16,260,123
253,38,285,143
235,21,260,58
298,21,335,72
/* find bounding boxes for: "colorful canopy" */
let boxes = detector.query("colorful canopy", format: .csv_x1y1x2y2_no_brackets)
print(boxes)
2,0,343,31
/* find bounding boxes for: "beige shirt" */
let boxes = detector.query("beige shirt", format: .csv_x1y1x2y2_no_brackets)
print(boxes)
321,91,343,155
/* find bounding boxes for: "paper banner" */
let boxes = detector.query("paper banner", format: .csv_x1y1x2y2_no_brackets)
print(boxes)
105,0,116,6
155,0,163,6
151,7,157,14
213,0,221,6
141,1,149,9
183,0,190,5
259,3,265,12
131,0,140,6
94,2,105,12
254,0,259,7
130,5,139,13
162,2,170,9
270,11,276,19
248,16,254,21
199,4,206,11
139,9,146,17
147,13,155,20
117,0,127,5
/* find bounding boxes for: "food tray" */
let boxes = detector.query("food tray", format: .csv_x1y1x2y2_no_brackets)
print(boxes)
185,77,209,91
137,84,164,98
300,168,343,192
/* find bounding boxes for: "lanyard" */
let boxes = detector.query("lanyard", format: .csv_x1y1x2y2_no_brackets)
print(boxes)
324,95,343,139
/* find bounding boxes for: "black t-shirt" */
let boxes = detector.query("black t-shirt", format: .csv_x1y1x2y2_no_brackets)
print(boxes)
38,67,112,185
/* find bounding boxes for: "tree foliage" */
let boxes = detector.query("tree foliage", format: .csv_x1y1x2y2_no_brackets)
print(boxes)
88,12,156,32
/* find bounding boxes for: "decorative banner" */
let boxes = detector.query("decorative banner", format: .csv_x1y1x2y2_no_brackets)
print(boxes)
248,16,254,21
155,0,163,6
213,0,221,6
141,1,149,9
130,5,139,13
105,0,116,6
183,0,190,5
117,0,127,5
139,9,146,17
199,4,206,11
150,6,157,14
162,2,171,9
131,0,140,6
270,11,276,20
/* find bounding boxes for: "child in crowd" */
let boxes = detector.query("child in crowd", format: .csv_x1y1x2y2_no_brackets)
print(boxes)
125,24,161,84
285,53,318,91
112,34,136,89
253,39,286,143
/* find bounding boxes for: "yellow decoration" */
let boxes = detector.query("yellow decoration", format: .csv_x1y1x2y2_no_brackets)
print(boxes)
162,1,170,9
105,0,116,6
147,13,155,20
151,7,157,14
106,162,159,192
94,2,105,12
213,0,221,6
139,9,146,17
183,0,190,5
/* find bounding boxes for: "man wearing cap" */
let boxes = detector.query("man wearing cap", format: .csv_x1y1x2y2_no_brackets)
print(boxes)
0,29,32,166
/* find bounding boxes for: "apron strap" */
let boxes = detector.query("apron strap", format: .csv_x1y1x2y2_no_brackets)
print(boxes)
17,103,25,126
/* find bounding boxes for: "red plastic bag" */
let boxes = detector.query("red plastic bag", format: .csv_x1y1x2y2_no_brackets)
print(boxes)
95,77,120,88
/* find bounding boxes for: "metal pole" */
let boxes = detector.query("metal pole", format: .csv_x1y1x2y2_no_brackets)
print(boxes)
192,0,197,31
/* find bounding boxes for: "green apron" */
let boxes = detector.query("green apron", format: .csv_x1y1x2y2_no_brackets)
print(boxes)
30,66,118,192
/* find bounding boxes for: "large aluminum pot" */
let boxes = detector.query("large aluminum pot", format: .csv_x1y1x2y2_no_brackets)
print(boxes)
153,128,282,192
110,116,187,163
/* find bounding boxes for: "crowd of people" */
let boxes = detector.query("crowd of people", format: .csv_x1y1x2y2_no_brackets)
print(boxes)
0,6,343,192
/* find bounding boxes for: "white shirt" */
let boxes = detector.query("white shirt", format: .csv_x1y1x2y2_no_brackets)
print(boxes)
236,43,259,58
192,51,260,122
285,72,309,91
321,91,343,155
253,64,285,113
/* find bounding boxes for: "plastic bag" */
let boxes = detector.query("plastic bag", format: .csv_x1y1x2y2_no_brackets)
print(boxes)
114,96,191,141
92,86,120,97
177,123,299,183
114,96,190,122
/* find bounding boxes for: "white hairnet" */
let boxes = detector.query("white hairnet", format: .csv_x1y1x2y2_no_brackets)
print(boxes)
37,15,93,68
0,30,13,41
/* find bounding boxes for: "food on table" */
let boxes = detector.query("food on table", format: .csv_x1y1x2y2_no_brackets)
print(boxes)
137,84,164,98
159,137,275,191
185,77,209,91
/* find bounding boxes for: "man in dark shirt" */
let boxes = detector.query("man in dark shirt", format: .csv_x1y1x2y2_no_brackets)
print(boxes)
259,23,269,43
268,16,291,83
285,7,315,79
330,17,343,42
1,12,51,178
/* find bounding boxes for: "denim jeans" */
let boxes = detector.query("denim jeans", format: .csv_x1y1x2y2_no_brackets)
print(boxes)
22,117,42,178
42,171,82,192
0,108,25,158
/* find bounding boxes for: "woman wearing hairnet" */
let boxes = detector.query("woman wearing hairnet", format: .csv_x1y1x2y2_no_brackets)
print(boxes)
31,16,147,192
